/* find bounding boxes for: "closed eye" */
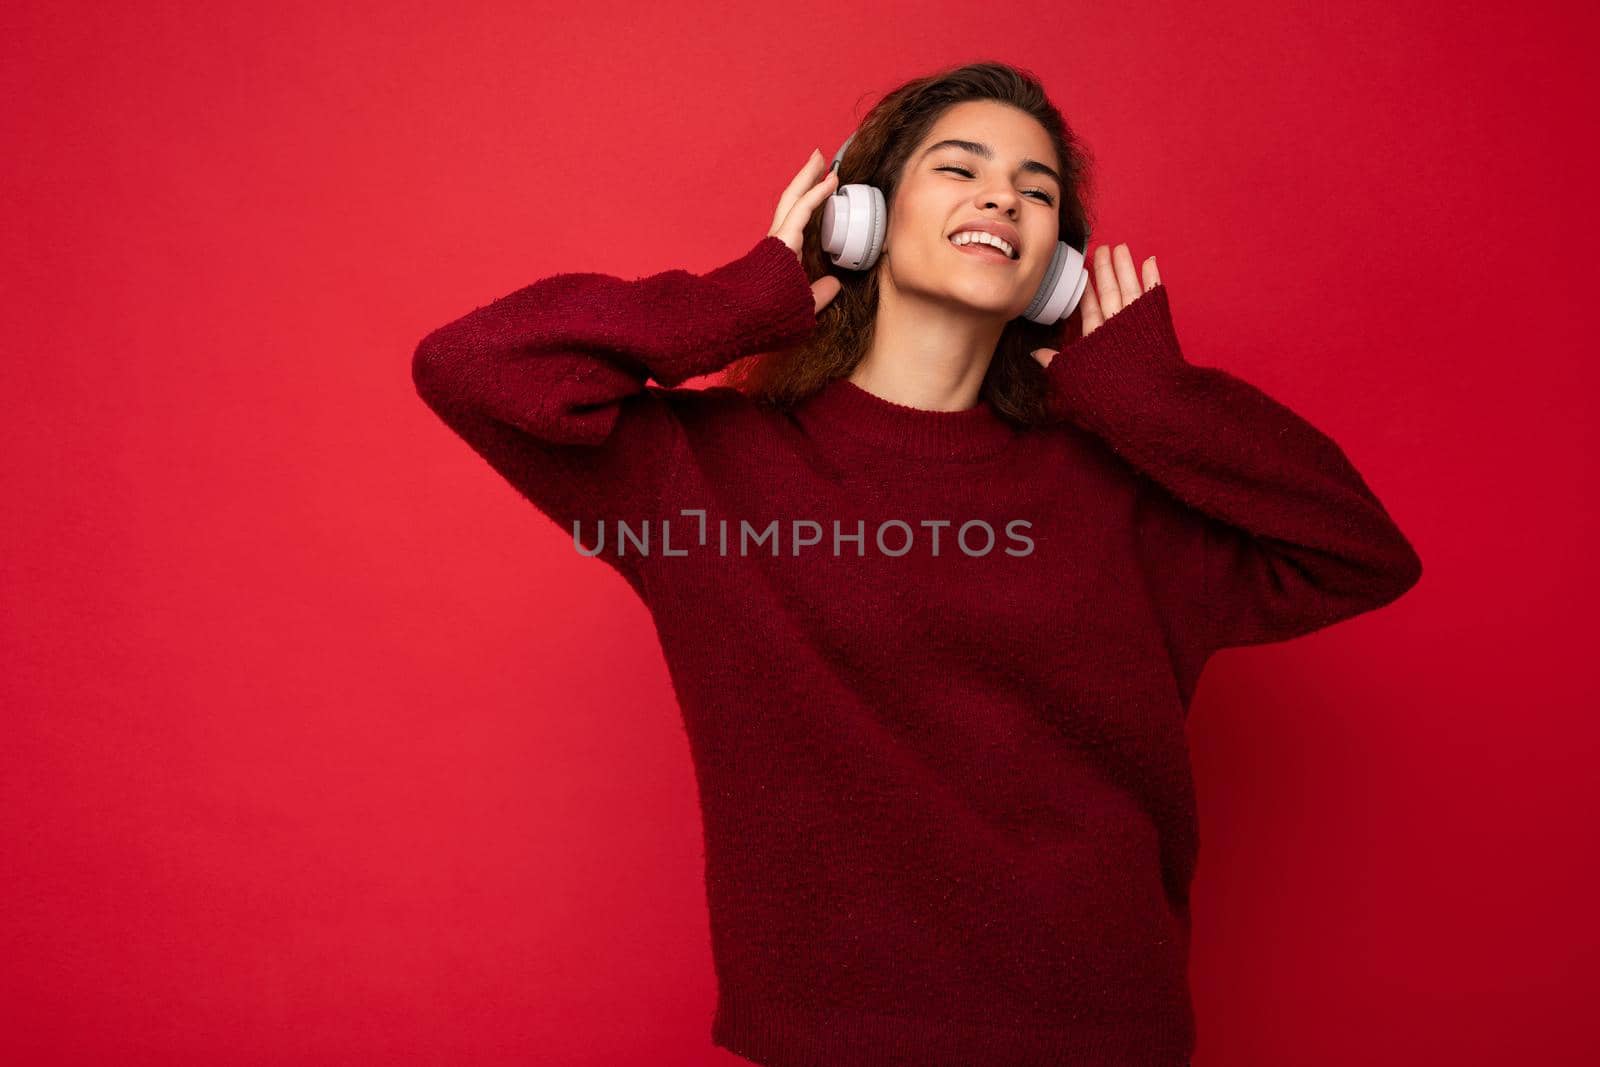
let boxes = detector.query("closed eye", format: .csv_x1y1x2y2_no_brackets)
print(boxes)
935,165,1057,206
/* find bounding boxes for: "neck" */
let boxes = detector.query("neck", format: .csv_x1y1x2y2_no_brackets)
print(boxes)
851,276,1008,412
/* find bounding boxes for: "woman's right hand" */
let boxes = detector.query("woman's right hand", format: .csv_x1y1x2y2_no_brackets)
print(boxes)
767,149,844,315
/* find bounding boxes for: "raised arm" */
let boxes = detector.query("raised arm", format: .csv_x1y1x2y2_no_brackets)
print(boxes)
411,235,818,595
1042,283,1422,658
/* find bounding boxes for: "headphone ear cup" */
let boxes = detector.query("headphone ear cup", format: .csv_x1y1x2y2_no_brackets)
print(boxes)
820,183,887,271
1022,241,1089,324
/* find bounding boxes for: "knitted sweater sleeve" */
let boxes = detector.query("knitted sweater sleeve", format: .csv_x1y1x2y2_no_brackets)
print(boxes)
411,235,818,595
1043,284,1423,658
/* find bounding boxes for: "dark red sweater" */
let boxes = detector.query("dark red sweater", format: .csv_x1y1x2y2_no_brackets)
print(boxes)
411,235,1422,1066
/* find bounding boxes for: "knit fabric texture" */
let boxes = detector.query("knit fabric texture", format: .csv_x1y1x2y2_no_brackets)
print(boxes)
411,235,1423,1067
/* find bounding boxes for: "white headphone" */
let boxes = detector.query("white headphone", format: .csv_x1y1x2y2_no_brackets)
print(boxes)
818,131,1090,325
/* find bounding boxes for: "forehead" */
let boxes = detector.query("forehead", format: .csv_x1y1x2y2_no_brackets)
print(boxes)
919,100,1056,163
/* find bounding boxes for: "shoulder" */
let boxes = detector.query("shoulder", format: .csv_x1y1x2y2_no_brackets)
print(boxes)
1020,416,1142,488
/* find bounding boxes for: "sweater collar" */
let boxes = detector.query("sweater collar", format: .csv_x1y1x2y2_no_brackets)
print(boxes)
792,376,1019,461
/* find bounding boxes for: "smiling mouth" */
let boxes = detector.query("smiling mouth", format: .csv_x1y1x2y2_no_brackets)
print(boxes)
949,238,1018,263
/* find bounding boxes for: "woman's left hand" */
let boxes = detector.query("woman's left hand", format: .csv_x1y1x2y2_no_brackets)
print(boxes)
1030,243,1161,369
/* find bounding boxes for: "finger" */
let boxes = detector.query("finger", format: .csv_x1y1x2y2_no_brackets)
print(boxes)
770,150,829,234
776,168,837,248
811,274,842,316
1078,268,1104,336
1142,255,1160,292
770,149,822,230
1091,244,1121,319
1112,244,1141,305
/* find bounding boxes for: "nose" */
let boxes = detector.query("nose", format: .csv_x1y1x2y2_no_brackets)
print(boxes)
976,186,1020,217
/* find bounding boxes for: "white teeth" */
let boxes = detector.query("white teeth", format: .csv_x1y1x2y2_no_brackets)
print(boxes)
950,231,1016,258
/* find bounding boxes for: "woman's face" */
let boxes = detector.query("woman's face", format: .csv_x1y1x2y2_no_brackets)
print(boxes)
882,100,1063,321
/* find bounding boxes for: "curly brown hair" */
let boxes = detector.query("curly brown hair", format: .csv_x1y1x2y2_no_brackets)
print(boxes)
722,60,1097,427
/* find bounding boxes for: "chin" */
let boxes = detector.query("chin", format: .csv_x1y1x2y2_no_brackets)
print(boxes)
941,284,1022,317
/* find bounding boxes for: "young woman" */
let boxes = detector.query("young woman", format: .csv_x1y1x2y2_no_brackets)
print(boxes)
412,61,1420,1067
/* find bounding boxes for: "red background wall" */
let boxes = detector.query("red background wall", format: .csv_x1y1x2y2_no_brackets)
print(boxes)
4,1,1595,1063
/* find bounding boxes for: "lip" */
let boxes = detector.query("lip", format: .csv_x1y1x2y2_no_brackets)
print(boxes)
947,219,1022,259
950,240,1019,265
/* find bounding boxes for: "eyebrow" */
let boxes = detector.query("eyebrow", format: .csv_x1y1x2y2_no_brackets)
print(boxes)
918,139,1063,189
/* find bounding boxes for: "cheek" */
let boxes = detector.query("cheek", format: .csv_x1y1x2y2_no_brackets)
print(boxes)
890,184,957,237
